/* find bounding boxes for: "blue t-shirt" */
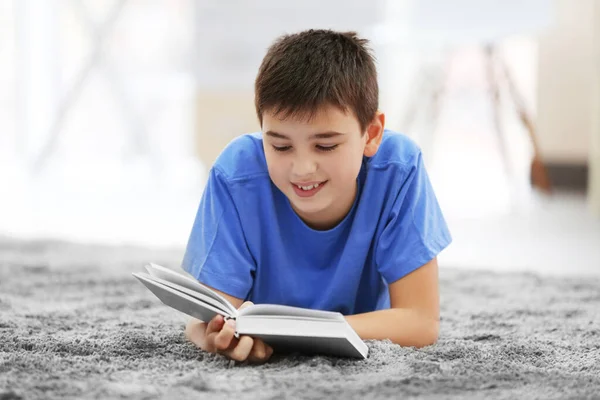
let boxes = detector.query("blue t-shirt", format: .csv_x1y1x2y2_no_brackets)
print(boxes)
182,130,452,315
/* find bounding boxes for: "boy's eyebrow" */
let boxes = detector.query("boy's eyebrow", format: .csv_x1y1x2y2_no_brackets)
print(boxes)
265,131,345,140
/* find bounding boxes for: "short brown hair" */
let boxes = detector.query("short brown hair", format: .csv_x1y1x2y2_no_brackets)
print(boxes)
254,29,378,132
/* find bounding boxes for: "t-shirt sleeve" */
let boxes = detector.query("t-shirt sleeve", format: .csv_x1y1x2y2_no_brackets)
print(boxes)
181,167,255,300
375,151,452,284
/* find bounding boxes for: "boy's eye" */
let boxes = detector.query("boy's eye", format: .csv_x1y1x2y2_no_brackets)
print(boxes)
316,144,338,152
271,144,338,152
272,145,292,152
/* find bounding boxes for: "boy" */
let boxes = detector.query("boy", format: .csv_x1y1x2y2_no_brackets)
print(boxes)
183,29,452,364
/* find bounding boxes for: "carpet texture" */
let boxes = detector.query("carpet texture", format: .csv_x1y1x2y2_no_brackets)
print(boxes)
1,238,599,400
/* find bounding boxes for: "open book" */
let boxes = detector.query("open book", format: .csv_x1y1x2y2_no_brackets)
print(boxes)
132,263,368,359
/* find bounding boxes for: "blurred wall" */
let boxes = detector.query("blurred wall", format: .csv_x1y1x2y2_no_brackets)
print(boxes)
191,1,387,168
195,90,259,168
591,0,600,215
537,0,596,164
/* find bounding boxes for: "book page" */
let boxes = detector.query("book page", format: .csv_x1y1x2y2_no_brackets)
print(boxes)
235,317,368,359
132,272,231,322
238,304,344,321
145,263,237,315
139,273,233,316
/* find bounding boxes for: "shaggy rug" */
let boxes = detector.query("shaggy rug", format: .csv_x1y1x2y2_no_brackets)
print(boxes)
0,238,599,400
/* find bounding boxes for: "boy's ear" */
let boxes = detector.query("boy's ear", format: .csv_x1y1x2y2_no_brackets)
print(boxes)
363,112,385,157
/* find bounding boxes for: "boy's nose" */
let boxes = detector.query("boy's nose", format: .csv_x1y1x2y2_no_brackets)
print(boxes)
291,156,317,178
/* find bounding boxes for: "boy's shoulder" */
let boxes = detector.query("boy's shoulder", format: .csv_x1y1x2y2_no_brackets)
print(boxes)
211,132,269,182
368,130,422,170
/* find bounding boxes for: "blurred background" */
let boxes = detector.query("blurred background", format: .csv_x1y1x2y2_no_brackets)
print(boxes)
0,0,599,275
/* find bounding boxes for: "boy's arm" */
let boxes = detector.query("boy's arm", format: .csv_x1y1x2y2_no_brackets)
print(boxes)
345,257,440,348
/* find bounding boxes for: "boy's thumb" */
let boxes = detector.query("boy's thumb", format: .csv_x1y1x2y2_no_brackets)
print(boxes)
239,301,254,310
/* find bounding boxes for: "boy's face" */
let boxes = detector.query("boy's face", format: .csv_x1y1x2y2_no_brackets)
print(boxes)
262,105,384,230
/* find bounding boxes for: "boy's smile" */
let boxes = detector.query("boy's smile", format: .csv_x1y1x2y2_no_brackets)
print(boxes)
291,180,327,197
261,105,384,230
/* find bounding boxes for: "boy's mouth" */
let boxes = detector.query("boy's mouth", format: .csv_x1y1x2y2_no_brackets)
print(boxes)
291,181,327,198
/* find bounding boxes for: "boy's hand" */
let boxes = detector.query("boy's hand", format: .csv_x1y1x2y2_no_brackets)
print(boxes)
202,301,274,363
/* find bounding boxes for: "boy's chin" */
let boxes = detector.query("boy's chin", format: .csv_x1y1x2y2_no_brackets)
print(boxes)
289,199,330,219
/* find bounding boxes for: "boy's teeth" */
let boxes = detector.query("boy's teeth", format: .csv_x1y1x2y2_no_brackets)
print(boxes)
296,182,320,191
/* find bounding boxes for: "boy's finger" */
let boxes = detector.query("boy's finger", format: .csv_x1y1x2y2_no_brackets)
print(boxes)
239,301,254,310
248,337,267,360
205,314,225,335
227,335,254,362
252,341,274,363
264,342,273,356
213,319,237,351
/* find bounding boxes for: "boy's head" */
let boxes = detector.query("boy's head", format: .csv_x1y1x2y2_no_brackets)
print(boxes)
255,29,385,230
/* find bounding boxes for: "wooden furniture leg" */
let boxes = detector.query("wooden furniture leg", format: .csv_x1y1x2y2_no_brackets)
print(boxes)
492,45,553,193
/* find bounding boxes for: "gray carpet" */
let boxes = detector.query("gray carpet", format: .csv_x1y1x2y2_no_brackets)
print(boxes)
1,238,599,400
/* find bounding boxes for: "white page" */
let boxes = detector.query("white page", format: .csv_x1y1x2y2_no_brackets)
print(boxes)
238,304,345,321
145,263,237,315
133,272,230,322
138,272,233,316
236,317,368,359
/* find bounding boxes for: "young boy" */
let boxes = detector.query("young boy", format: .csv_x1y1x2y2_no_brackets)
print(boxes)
183,29,452,364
